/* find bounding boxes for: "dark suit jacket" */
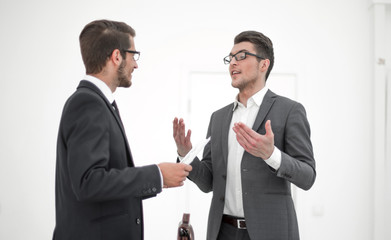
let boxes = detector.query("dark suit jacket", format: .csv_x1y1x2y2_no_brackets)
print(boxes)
188,89,316,240
53,80,162,240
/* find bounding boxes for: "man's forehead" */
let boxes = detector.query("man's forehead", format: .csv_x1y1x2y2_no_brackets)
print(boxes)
129,36,136,50
230,41,255,54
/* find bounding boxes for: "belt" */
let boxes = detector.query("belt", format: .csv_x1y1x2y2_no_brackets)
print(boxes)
222,215,247,229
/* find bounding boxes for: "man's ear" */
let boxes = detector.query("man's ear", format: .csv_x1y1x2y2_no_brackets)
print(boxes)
109,49,122,66
260,59,270,72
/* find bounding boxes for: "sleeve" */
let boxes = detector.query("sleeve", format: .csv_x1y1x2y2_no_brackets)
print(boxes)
276,102,316,190
187,113,214,193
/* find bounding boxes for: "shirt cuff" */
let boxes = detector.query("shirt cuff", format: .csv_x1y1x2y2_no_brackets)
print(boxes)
156,165,164,189
264,146,281,170
178,154,184,161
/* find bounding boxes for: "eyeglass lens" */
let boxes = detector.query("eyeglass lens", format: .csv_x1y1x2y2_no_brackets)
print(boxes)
224,52,246,64
133,53,140,61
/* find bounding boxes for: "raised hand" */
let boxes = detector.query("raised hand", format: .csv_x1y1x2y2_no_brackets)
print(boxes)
232,120,275,160
173,117,192,157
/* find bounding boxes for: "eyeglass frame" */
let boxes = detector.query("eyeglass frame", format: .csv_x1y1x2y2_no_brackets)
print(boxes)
223,51,264,64
122,49,141,61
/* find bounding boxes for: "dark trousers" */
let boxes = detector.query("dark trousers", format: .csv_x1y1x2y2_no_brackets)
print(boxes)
217,222,251,240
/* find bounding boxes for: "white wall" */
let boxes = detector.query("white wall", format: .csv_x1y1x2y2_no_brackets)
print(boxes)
0,0,386,239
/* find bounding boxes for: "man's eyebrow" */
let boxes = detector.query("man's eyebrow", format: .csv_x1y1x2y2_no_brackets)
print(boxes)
229,49,248,56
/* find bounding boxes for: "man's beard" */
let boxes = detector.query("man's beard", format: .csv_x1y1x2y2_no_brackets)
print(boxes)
117,60,131,88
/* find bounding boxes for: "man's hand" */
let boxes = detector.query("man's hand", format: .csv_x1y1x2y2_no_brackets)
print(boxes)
173,117,192,157
232,120,275,160
158,163,192,188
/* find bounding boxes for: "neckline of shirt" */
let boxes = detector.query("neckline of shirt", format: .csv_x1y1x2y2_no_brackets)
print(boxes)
233,86,269,111
83,75,115,104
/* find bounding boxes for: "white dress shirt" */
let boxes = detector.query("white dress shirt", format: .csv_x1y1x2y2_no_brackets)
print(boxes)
223,86,282,217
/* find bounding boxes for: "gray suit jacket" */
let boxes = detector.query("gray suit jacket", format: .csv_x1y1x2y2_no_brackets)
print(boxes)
188,89,316,240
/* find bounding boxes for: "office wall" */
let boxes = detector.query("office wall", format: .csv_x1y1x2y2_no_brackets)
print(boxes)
0,0,383,239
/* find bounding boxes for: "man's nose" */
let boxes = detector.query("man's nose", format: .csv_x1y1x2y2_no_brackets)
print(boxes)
230,57,238,65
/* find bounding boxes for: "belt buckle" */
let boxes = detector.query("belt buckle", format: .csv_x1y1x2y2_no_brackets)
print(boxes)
236,219,246,229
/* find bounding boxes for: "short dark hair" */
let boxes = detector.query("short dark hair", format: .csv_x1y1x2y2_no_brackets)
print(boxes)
234,31,274,80
79,19,136,74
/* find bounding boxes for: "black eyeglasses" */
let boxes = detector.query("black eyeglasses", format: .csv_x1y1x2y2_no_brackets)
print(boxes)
123,50,140,61
223,51,264,64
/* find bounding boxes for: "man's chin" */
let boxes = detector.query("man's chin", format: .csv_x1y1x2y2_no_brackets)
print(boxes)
119,80,132,88
122,83,132,88
231,80,240,89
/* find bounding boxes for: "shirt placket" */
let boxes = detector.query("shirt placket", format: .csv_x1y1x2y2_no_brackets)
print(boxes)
236,105,250,214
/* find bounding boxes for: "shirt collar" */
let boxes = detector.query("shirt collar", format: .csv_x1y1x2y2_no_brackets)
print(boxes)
83,75,115,104
233,86,269,111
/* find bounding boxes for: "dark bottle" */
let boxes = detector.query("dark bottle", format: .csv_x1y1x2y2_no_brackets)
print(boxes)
177,213,194,240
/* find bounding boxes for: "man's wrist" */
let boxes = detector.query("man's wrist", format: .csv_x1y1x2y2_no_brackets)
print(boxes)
264,146,281,170
177,152,184,161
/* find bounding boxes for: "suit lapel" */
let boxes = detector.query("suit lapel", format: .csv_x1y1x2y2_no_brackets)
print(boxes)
252,89,276,132
77,80,134,166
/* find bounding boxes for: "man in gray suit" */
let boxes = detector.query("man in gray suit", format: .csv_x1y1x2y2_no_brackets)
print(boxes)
173,31,316,240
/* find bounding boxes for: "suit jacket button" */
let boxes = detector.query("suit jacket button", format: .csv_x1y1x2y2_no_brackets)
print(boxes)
222,175,226,180
220,196,225,202
136,218,141,225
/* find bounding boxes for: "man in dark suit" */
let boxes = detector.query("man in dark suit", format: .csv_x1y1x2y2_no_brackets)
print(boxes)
173,31,316,240
53,19,192,240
